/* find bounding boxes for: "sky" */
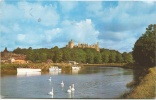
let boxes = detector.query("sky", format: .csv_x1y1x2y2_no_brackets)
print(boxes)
0,0,156,53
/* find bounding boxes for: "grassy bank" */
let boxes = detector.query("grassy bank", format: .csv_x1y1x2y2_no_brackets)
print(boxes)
122,67,156,99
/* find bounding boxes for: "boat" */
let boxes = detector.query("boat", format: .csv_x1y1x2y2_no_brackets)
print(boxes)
17,72,41,77
49,66,62,72
72,65,81,70
17,68,41,73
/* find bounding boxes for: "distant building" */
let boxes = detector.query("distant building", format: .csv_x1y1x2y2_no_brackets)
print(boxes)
66,39,100,52
10,58,15,63
1,48,27,64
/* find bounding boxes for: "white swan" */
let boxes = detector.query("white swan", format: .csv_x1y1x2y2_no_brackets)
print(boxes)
61,81,64,87
71,84,75,91
48,77,51,82
67,86,72,93
48,87,54,95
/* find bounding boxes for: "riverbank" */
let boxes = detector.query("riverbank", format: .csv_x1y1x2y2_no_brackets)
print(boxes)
121,67,156,99
1,63,133,75
83,63,134,69
1,63,71,75
83,63,126,67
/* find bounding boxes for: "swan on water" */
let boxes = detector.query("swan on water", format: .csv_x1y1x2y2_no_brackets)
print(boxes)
67,86,72,93
61,81,64,87
48,77,51,81
71,84,75,91
48,87,54,95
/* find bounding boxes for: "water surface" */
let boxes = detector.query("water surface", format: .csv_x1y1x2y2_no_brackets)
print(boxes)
1,66,133,99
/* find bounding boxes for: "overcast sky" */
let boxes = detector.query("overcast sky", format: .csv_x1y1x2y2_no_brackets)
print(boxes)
1,0,156,52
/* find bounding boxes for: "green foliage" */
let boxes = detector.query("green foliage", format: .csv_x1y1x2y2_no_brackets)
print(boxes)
132,24,156,67
101,49,110,63
122,52,133,63
116,52,124,63
94,52,102,64
12,45,134,64
85,48,94,64
109,50,117,63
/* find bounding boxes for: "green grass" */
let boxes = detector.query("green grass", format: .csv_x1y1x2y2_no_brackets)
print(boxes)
123,67,156,99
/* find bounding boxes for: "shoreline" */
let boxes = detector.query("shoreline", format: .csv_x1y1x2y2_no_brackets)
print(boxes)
121,67,156,99
1,63,131,73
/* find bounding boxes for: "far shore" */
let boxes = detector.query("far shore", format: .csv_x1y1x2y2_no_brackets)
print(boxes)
82,63,127,67
1,62,133,76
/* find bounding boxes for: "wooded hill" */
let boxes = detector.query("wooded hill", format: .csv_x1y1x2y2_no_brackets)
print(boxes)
12,47,133,64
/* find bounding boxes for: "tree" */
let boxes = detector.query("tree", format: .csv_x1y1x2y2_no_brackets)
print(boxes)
62,48,71,62
13,47,22,54
122,52,133,63
40,53,47,62
85,49,94,64
101,49,110,63
109,50,116,63
53,48,62,63
132,24,156,67
116,52,124,63
70,48,86,63
94,52,102,64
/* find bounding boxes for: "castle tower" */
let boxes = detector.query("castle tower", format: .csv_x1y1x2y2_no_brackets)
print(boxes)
69,39,74,48
95,42,100,52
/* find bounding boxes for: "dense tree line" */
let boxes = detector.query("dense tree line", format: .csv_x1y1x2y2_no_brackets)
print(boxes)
13,46,133,64
133,24,156,68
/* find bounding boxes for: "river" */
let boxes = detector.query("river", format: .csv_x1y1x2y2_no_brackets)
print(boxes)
1,66,133,99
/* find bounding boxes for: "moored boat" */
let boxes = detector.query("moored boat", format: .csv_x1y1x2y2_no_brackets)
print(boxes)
72,65,81,70
49,66,62,72
17,72,41,77
17,68,41,73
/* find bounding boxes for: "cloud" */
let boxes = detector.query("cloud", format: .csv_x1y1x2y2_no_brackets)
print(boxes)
100,31,130,41
86,1,104,17
44,28,62,43
60,19,100,44
1,1,60,26
59,1,78,13
92,1,156,52
142,1,156,4
13,23,21,32
17,34,26,41
101,1,156,31
39,19,100,47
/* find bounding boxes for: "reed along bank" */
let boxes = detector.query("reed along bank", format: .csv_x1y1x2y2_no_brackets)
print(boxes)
121,66,156,99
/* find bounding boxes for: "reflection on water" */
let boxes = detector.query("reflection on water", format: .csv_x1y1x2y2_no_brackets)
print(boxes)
72,69,80,74
49,71,61,75
1,66,133,99
17,72,41,77
68,92,74,98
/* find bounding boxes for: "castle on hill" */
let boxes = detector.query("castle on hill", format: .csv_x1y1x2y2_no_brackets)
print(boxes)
66,40,100,52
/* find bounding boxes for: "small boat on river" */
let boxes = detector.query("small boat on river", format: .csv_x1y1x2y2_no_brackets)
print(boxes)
17,68,41,73
72,65,81,70
49,66,62,72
